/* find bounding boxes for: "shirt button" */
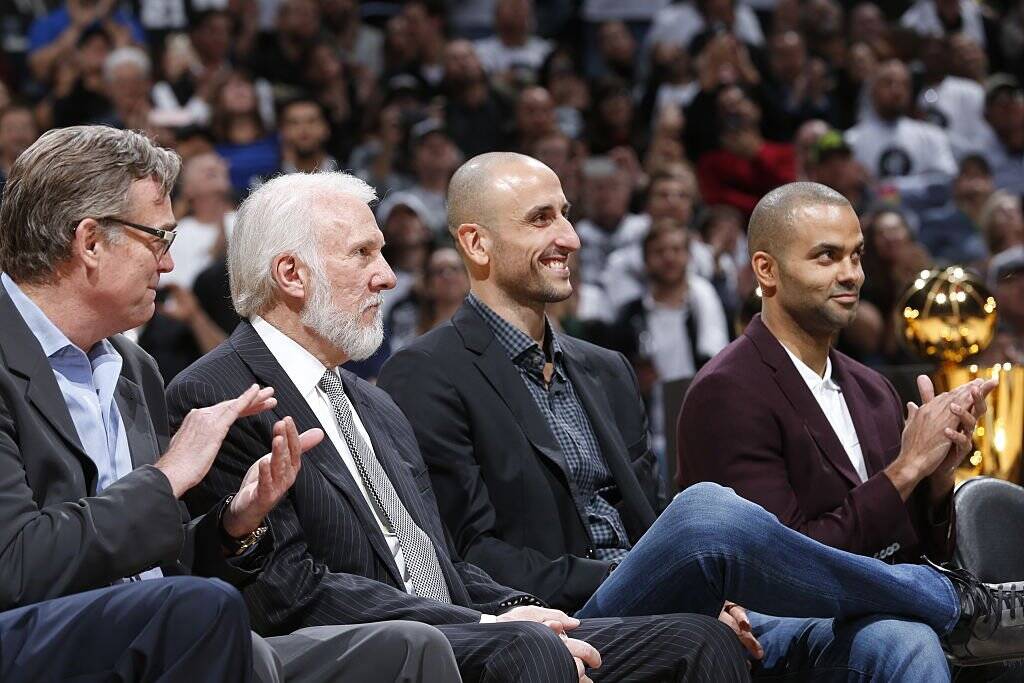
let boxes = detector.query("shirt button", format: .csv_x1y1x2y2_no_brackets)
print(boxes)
586,548,595,558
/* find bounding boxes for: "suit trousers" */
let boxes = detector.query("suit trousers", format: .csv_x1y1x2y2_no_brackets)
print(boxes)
437,614,749,682
253,621,462,683
0,576,252,683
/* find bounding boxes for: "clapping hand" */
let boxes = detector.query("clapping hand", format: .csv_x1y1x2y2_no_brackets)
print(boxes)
221,416,324,539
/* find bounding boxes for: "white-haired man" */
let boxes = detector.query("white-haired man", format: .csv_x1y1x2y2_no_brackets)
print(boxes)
166,170,751,683
0,125,460,683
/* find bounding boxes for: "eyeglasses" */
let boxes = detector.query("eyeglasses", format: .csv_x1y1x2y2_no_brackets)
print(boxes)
98,218,177,258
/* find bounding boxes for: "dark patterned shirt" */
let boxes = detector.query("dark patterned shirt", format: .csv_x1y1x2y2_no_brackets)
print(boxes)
467,294,631,561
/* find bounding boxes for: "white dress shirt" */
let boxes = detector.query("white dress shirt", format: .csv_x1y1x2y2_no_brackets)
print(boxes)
251,316,414,593
781,345,869,483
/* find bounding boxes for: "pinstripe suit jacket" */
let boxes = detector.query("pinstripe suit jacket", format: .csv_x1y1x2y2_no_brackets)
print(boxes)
166,320,536,636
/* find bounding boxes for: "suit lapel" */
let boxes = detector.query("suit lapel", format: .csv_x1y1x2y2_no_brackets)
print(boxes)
747,315,861,487
230,322,404,587
830,353,887,476
114,376,160,468
0,290,96,488
561,343,657,533
454,304,573,485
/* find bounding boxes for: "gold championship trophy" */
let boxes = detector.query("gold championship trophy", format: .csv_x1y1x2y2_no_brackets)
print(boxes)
897,266,1024,484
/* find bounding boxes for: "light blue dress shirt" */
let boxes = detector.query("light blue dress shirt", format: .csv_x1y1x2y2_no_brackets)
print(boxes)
3,273,162,580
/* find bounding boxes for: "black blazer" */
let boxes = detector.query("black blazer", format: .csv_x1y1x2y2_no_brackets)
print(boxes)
166,321,534,636
377,301,662,613
0,288,256,611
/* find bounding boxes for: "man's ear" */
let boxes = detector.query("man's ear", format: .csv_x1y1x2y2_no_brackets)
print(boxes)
271,253,308,302
456,223,490,268
751,250,778,296
72,218,103,270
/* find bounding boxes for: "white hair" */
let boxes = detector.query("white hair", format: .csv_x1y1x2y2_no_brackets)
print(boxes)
228,171,378,318
103,46,152,82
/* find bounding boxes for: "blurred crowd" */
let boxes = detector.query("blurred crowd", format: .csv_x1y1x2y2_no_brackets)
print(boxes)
2,0,1024,457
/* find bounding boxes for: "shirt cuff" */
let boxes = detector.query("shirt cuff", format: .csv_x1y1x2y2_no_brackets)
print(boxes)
479,613,497,623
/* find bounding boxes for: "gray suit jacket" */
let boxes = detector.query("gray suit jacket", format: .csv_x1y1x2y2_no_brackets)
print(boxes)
0,288,262,611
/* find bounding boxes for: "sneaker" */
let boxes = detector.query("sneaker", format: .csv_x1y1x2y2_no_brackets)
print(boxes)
927,558,1024,666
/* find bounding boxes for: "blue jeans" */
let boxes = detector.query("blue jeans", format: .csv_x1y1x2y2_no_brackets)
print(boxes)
575,483,960,681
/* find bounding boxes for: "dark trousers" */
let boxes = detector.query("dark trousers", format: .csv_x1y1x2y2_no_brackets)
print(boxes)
438,613,749,682
255,621,462,682
0,576,252,683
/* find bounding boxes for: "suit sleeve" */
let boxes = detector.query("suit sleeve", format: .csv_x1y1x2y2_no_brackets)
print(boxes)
166,378,486,632
131,343,268,586
677,371,919,559
378,348,614,611
0,387,183,610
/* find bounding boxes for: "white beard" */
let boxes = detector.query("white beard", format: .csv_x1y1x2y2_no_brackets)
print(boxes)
301,276,384,361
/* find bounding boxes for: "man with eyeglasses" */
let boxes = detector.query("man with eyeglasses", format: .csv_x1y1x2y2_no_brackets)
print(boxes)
0,125,462,682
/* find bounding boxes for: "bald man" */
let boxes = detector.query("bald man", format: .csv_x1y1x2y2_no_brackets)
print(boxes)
378,154,1024,677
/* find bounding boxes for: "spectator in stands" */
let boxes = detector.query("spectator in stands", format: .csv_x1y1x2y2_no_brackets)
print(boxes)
792,119,828,180
474,0,552,81
981,246,1024,364
539,47,589,139
915,36,988,158
27,0,143,84
152,33,211,128
979,190,1024,258
402,1,447,89
682,33,763,161
918,154,994,265
249,0,321,91
693,203,748,324
165,152,234,290
279,98,336,175
900,0,992,57
48,25,114,128
697,85,796,217
188,10,234,86
320,0,384,77
977,75,1024,195
387,246,469,352
442,39,511,158
403,119,462,237
101,46,152,130
605,220,729,460
588,76,643,154
859,208,933,363
377,191,434,316
807,129,874,215
0,103,37,199
596,20,638,82
761,31,835,141
575,156,646,285
601,167,701,312
210,70,279,194
348,100,408,196
848,3,887,47
846,59,957,210
642,42,699,128
514,86,559,152
647,0,765,53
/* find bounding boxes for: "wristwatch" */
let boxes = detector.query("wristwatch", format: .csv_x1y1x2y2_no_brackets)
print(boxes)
219,494,268,556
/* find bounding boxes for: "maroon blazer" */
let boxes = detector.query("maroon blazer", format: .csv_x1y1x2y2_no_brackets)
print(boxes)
676,314,954,564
